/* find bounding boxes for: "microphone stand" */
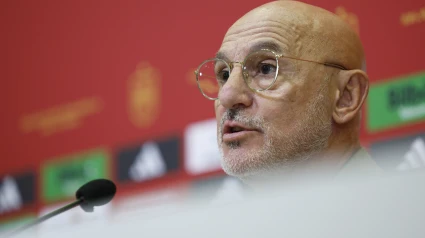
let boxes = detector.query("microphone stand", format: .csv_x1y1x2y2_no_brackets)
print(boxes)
4,198,84,238
2,178,116,238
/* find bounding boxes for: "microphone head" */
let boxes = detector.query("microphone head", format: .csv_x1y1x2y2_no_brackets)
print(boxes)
76,179,117,212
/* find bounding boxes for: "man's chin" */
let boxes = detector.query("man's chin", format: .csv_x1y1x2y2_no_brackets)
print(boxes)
219,144,298,181
221,159,283,187
220,146,264,177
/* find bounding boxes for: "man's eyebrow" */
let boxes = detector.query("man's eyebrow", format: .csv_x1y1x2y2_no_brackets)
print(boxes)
249,41,283,54
215,41,284,60
215,51,228,61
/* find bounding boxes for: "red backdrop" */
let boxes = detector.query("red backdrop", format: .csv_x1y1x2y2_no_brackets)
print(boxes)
1,0,424,225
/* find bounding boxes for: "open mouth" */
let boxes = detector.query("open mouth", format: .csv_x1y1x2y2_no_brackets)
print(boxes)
221,121,262,143
223,121,259,135
228,126,245,133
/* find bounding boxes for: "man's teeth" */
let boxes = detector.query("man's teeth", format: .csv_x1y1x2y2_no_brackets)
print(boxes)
232,127,244,133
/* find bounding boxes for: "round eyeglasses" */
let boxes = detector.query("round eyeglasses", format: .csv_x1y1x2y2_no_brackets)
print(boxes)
194,49,347,100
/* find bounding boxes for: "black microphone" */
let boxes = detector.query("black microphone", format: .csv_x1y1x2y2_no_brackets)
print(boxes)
76,178,116,212
4,179,116,237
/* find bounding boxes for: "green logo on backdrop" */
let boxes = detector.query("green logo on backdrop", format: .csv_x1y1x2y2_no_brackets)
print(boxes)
42,149,109,203
367,72,425,132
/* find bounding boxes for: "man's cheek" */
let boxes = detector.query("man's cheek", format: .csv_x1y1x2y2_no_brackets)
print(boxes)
215,104,225,119
214,100,221,110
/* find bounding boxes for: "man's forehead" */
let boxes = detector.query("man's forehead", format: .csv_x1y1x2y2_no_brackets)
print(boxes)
216,9,313,61
215,1,365,69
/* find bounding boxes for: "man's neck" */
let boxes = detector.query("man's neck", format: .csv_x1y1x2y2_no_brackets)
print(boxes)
241,141,362,190
293,142,361,181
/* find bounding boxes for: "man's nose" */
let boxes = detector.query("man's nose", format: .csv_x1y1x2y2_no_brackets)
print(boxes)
218,64,253,109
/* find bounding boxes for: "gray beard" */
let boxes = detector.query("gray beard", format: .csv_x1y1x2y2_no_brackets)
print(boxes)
217,84,333,182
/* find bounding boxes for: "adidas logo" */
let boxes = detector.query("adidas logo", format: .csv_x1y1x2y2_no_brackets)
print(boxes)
116,137,179,183
129,141,166,181
0,176,22,214
396,137,425,171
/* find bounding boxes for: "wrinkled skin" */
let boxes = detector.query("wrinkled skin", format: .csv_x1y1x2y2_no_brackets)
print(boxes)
214,1,369,184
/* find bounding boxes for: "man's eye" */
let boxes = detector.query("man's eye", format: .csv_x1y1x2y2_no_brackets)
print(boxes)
259,63,276,74
218,70,230,80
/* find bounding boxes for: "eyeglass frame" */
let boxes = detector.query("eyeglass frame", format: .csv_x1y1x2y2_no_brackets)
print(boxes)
194,48,348,100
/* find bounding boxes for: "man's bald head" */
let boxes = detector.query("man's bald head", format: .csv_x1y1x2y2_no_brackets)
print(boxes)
225,0,365,71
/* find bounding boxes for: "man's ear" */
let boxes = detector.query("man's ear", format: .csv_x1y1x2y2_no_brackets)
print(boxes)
333,70,369,124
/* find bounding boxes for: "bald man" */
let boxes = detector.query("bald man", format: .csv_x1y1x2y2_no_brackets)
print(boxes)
195,0,382,186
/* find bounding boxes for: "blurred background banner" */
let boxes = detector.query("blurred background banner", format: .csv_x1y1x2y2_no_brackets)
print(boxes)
0,0,424,234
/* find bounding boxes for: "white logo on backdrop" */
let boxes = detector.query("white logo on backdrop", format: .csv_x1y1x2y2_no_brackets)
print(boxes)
184,119,222,175
0,176,22,214
129,141,166,181
396,138,425,171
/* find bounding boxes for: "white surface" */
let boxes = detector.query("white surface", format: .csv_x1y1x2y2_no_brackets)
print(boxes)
10,173,425,238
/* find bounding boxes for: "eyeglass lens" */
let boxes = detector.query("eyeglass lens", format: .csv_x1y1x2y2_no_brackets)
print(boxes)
196,50,278,99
